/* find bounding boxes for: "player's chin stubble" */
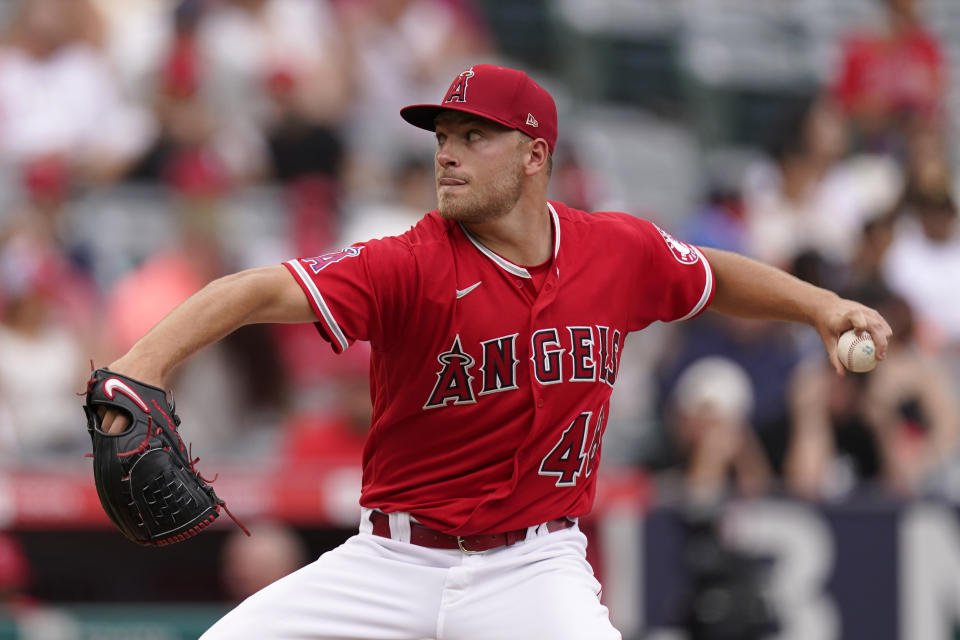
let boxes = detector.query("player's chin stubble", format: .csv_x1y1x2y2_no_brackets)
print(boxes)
437,163,523,224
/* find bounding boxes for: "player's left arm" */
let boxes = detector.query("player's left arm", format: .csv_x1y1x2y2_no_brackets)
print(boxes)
701,247,892,375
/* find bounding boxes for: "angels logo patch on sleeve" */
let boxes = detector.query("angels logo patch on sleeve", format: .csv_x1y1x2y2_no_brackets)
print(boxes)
303,246,364,274
652,224,699,265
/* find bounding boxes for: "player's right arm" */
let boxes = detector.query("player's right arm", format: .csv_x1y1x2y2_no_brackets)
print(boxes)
99,265,313,433
702,247,892,374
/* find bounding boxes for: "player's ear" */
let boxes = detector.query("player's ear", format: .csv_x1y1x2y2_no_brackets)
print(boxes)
523,137,550,177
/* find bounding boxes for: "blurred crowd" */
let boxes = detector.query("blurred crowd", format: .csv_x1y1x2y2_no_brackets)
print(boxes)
642,0,960,508
0,0,487,466
0,0,958,516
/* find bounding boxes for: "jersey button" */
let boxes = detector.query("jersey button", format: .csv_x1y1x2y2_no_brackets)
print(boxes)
537,398,544,408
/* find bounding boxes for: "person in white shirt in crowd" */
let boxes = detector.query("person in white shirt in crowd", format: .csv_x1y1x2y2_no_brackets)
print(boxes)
194,0,351,184
882,165,960,356
0,235,93,460
0,0,154,185
787,282,960,499
337,0,492,199
741,96,902,271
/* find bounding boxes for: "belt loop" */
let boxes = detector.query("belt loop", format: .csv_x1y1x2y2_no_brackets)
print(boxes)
524,524,539,542
359,507,375,535
388,511,412,543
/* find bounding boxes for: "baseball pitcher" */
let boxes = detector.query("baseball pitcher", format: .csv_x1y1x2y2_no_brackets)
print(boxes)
88,64,892,639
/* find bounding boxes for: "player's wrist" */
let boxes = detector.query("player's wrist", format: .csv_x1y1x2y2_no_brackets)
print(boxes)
106,353,169,389
801,286,842,330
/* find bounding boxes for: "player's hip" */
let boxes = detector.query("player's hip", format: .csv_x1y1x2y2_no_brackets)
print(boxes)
355,507,588,565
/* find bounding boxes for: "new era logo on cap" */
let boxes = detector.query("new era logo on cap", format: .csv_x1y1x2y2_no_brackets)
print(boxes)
400,64,557,154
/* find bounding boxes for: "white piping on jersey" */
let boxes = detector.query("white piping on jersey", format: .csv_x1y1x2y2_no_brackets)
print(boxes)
548,202,560,266
457,203,562,279
673,247,714,322
285,259,350,351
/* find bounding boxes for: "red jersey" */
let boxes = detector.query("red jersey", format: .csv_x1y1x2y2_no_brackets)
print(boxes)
284,201,714,534
832,27,944,119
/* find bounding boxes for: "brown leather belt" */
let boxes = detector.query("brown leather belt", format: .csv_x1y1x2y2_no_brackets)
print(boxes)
368,511,574,554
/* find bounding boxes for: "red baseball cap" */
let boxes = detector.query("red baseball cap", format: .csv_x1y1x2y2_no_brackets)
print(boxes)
401,64,557,154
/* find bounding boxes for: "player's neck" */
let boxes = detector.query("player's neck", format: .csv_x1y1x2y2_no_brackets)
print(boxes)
461,198,553,266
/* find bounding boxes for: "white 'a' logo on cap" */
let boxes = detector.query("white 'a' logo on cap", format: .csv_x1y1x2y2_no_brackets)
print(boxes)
526,113,539,127
446,68,475,103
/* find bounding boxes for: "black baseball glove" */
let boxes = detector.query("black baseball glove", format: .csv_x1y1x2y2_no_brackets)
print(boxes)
83,368,246,546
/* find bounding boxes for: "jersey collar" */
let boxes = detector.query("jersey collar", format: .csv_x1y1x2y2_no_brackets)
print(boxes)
458,203,561,279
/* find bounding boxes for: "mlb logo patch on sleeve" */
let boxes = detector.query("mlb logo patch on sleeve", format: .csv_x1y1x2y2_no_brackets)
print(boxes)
303,246,364,274
652,224,699,265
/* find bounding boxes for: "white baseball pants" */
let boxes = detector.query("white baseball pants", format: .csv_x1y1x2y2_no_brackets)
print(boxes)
201,509,621,639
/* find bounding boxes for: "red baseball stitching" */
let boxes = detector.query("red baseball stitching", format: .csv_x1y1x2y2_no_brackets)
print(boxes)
846,332,869,370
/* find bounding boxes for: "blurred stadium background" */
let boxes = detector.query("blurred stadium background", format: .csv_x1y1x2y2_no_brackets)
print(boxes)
1,0,960,638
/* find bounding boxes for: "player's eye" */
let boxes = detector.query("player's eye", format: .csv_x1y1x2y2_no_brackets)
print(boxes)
436,133,446,146
466,130,483,142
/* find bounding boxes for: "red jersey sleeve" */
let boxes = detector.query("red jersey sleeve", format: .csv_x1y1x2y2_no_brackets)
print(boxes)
283,236,416,353
627,218,714,327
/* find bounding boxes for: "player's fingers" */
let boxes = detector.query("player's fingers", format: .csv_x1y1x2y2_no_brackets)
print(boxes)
867,312,893,360
844,309,870,334
841,305,892,361
96,406,111,432
108,413,130,434
96,407,130,434
822,329,846,377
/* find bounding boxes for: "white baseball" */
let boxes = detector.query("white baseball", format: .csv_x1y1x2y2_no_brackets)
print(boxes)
836,329,877,372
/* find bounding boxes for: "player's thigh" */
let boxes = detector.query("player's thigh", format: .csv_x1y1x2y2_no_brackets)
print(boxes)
493,560,619,640
201,534,443,640
445,535,621,640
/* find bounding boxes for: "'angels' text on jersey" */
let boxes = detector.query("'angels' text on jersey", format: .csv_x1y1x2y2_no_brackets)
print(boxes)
423,326,622,410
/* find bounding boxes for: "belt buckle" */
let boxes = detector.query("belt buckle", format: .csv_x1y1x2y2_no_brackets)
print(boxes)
456,536,483,555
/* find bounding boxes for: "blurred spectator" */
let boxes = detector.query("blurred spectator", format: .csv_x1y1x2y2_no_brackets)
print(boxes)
103,215,226,355
881,163,960,351
547,148,602,214
666,357,772,505
830,0,947,156
281,341,372,467
0,234,92,459
87,0,172,97
844,215,897,293
337,0,491,196
220,520,309,602
339,154,434,246
179,0,354,260
127,0,228,194
1,155,90,275
741,96,901,272
680,183,748,256
194,0,350,184
0,0,155,185
656,313,805,480
102,208,285,456
785,283,960,499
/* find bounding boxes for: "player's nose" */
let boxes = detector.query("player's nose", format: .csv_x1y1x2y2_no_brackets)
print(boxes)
436,143,459,168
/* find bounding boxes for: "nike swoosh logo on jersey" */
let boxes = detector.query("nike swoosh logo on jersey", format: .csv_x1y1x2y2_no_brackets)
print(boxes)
103,378,150,412
456,281,482,299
